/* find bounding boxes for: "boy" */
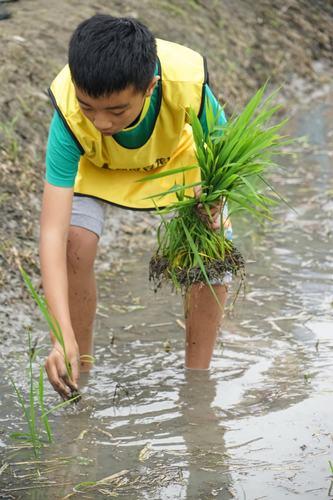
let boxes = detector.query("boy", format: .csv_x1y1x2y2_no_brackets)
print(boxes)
42,14,229,399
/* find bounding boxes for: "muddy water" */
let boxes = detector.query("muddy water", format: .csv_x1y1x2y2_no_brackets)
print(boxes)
1,92,333,499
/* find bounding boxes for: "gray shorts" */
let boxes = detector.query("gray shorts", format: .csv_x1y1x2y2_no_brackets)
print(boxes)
71,195,106,238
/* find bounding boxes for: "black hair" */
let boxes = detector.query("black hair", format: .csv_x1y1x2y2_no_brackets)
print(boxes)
68,14,157,97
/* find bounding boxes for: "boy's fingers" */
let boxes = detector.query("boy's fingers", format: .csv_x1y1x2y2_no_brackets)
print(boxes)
55,358,75,396
210,201,223,215
193,185,202,198
46,360,71,398
194,195,223,231
67,357,80,390
210,206,221,216
61,375,77,393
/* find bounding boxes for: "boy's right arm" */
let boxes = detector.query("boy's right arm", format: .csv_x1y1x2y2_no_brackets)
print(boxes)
43,111,82,398
40,181,80,398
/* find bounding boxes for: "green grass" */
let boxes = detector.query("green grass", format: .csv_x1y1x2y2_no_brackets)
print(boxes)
0,115,20,162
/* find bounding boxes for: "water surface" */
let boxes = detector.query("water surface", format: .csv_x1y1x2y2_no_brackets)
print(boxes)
0,91,332,499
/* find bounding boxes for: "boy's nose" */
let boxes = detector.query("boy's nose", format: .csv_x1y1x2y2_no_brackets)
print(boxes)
94,114,113,131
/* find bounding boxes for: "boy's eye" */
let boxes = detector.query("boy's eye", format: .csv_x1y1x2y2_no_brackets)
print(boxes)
80,106,124,117
80,104,125,116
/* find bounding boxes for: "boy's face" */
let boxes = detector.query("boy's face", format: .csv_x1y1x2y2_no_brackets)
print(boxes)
75,76,159,136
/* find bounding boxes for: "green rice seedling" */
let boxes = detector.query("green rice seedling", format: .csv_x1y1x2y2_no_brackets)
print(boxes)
10,331,51,457
10,376,40,455
329,462,333,497
329,460,333,475
139,84,293,302
10,329,80,457
38,366,52,443
10,331,54,455
20,267,94,393
19,267,78,395
20,267,72,378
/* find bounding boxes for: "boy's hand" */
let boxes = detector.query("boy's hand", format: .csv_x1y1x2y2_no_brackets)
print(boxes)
193,186,223,231
45,338,80,399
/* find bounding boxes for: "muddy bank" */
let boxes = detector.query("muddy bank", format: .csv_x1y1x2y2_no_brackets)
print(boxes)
0,0,333,324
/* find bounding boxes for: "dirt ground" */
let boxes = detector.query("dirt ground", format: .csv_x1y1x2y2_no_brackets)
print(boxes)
0,0,332,316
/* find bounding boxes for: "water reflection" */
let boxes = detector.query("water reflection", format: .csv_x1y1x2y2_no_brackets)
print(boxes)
178,370,233,499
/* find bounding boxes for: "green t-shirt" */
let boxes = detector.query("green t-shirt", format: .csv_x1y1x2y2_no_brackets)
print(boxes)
45,84,226,188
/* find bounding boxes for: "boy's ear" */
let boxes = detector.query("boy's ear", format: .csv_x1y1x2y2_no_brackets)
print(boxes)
145,76,160,97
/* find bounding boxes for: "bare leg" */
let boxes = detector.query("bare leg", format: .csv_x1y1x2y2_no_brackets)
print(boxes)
184,283,227,369
67,226,98,372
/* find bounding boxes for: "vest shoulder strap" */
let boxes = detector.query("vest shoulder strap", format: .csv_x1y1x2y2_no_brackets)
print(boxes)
156,38,208,85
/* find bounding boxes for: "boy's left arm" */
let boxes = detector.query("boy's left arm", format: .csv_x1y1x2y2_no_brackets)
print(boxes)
199,83,227,134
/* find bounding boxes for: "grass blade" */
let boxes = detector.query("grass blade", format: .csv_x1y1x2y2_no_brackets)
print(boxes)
38,367,53,443
136,164,198,182
41,394,81,418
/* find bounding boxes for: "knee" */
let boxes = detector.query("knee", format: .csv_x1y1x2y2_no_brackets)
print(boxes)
67,226,98,274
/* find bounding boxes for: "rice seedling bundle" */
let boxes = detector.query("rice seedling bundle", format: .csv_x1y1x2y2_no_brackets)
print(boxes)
139,84,292,298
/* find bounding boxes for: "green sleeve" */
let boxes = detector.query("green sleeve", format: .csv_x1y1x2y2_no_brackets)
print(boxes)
45,111,82,188
199,84,227,135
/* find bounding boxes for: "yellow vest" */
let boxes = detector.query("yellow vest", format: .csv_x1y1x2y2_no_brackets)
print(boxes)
49,39,207,209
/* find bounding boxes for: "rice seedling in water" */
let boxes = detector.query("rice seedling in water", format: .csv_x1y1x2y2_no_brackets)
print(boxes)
9,331,44,457
19,266,84,401
329,460,333,496
8,268,84,454
20,268,73,380
9,330,80,457
139,84,293,303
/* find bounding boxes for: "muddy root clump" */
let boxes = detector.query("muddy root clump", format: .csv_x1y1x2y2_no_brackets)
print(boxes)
149,243,245,292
